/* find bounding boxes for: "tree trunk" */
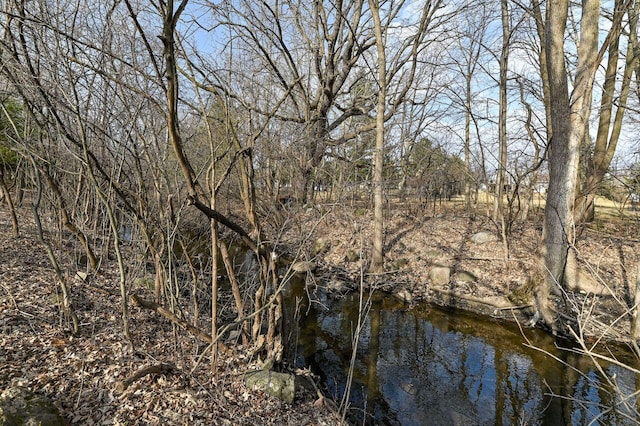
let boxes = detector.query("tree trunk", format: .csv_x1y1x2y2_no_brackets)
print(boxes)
369,0,386,274
575,0,636,224
30,159,78,334
539,0,601,333
496,0,511,262
464,69,472,211
631,261,640,344
0,168,19,237
41,168,98,271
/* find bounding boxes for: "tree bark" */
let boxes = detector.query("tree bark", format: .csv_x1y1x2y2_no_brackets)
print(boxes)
30,158,79,334
539,0,601,333
495,0,511,260
575,0,636,224
0,168,19,237
631,261,640,344
369,0,386,274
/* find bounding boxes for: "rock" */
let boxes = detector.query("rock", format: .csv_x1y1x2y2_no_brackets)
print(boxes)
400,382,417,395
75,271,88,281
429,265,450,286
455,270,477,283
470,231,497,244
244,370,295,403
291,261,316,274
394,288,413,303
312,238,331,256
0,387,64,426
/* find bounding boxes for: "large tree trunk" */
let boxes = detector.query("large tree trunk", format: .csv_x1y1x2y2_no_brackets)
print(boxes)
369,0,386,274
539,0,600,333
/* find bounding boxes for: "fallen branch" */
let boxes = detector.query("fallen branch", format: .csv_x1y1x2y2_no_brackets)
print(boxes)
116,362,175,393
130,294,212,343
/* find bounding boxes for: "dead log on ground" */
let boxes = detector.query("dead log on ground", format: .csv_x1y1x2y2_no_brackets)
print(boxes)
115,362,175,393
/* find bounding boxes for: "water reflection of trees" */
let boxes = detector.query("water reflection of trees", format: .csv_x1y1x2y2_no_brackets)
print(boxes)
294,291,638,425
375,310,543,425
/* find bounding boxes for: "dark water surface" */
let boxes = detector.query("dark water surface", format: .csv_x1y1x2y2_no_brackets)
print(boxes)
287,283,639,425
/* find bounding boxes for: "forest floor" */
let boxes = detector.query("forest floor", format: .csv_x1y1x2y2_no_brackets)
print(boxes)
2,199,640,425
277,198,640,344
0,208,340,425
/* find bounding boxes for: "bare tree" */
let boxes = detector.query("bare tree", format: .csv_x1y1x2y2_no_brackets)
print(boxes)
494,0,512,260
537,0,627,333
368,0,386,274
447,3,491,211
575,0,638,224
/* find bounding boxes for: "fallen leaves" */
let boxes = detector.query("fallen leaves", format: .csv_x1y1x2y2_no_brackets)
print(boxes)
0,210,340,425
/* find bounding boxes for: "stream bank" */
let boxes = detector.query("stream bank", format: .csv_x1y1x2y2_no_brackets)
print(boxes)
266,203,640,423
276,205,640,344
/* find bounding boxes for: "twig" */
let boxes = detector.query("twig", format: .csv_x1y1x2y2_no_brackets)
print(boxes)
130,294,213,344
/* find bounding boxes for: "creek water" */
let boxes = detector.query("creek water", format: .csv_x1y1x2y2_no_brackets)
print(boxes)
285,281,639,425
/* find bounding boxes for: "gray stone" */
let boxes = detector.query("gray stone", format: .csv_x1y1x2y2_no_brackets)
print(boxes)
244,370,295,403
400,382,417,395
394,288,413,303
470,231,497,244
455,271,477,283
312,238,331,256
429,265,451,287
0,387,64,426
